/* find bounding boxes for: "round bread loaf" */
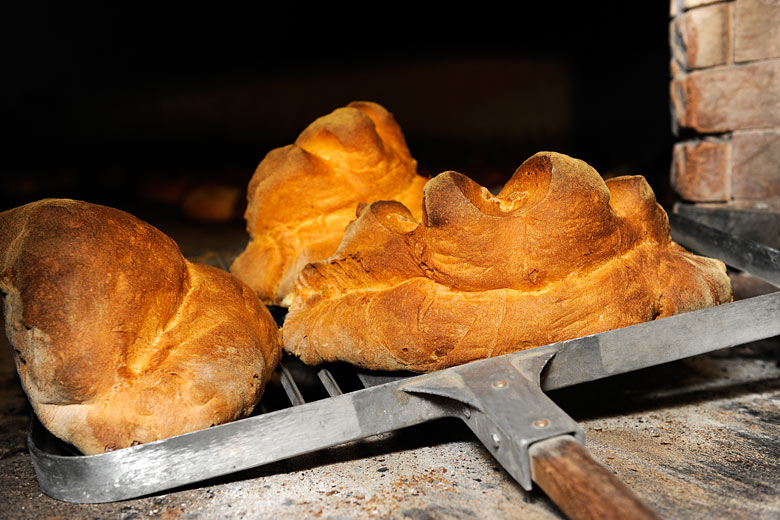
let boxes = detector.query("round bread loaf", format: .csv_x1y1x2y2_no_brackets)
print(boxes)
283,152,733,372
0,199,281,454
230,101,428,307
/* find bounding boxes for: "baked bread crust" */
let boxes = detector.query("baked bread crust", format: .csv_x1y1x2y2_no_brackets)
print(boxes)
283,152,732,372
0,199,281,454
230,101,428,306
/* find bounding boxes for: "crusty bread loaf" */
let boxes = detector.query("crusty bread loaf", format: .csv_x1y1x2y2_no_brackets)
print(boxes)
0,199,281,454
283,152,732,372
230,101,428,307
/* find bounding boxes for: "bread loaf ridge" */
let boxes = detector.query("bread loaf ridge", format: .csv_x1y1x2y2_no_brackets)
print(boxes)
230,101,428,306
0,199,282,454
283,152,732,372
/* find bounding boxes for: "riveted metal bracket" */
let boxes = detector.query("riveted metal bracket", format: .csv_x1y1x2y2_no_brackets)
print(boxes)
402,349,583,490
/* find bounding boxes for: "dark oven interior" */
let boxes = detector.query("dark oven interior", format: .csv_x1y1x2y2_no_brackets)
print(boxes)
2,4,674,236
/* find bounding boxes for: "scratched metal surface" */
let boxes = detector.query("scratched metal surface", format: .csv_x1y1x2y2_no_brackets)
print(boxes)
1,239,779,519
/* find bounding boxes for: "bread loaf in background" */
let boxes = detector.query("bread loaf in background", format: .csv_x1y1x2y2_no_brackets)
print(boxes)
0,199,282,455
230,101,428,307
283,152,733,372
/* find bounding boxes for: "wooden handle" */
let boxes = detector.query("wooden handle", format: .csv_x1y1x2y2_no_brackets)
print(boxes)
529,435,661,520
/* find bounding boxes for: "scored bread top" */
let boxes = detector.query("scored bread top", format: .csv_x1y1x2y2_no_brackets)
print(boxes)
0,199,281,454
230,101,428,306
283,152,732,372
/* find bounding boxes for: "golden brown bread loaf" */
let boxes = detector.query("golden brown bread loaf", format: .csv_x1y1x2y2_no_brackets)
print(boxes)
230,101,428,307
283,152,732,372
0,199,282,454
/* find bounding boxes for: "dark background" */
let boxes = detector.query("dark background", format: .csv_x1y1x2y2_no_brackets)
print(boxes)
1,3,675,228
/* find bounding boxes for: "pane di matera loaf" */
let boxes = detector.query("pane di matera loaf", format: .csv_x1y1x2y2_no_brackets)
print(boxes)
230,101,428,307
283,151,732,372
0,199,282,454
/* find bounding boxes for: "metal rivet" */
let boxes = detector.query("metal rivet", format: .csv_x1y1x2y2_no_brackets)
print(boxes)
533,418,550,428
491,433,501,448
492,379,507,388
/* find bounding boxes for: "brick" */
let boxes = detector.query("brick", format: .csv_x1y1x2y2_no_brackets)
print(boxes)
672,2,731,70
672,60,780,133
731,130,780,199
671,0,681,18
735,0,780,62
670,19,686,72
670,75,686,135
671,138,730,202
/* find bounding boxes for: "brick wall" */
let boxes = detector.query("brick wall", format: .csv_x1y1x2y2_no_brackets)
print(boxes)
670,0,780,206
